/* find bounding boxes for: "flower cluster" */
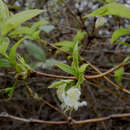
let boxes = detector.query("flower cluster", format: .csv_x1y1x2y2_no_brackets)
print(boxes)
57,86,87,111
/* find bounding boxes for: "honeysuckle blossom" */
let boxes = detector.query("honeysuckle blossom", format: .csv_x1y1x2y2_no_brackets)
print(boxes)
95,16,107,28
57,87,87,111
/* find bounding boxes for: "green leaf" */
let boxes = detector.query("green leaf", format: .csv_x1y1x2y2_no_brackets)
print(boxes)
111,28,130,43
0,37,9,55
0,0,10,23
40,25,55,33
72,42,79,74
1,9,44,36
32,30,41,40
73,31,86,43
56,63,74,75
49,80,73,88
24,41,46,62
117,40,130,46
79,64,89,75
9,26,33,37
85,3,130,19
4,80,18,99
31,19,49,31
123,56,130,63
55,41,73,52
114,67,124,85
0,58,12,67
9,37,26,66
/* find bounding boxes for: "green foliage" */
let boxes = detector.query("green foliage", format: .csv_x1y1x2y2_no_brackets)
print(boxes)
56,40,88,89
111,28,130,44
9,19,49,40
55,30,86,53
0,58,12,67
4,80,18,99
0,37,9,56
48,80,73,88
9,37,26,66
114,56,130,85
24,41,46,62
56,63,74,75
1,9,44,36
0,0,9,23
114,67,124,85
85,3,130,19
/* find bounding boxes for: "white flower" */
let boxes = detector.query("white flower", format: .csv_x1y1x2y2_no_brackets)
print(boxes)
57,87,87,111
95,16,107,28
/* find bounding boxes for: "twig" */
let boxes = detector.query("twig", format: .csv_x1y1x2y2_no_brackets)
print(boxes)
0,112,130,125
86,61,130,95
85,61,130,79
25,83,69,121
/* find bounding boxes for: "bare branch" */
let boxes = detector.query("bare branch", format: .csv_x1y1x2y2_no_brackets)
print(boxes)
0,112,130,125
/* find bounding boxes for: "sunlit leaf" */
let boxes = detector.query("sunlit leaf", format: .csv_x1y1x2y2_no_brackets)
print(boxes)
111,28,130,43
85,3,130,19
1,9,44,36
56,63,74,75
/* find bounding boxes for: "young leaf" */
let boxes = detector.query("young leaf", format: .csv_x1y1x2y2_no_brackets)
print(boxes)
56,63,74,75
0,37,9,55
9,37,26,66
1,9,44,36
85,3,130,19
31,19,49,31
4,80,18,99
72,42,79,71
114,67,124,85
73,31,86,44
117,40,130,46
0,0,10,23
79,64,89,75
111,28,130,43
24,41,46,62
55,41,73,52
48,80,73,88
9,26,33,37
123,56,130,63
0,58,12,67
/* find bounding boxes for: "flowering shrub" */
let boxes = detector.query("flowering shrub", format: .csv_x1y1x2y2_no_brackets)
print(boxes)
57,86,87,111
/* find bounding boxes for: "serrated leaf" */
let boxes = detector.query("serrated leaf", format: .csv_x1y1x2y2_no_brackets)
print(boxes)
0,37,9,55
56,63,74,75
114,67,124,84
0,58,12,67
9,37,26,66
85,3,130,19
24,41,46,62
111,28,130,43
1,9,44,36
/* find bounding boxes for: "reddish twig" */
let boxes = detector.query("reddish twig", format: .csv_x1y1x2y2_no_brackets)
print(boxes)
0,112,130,125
